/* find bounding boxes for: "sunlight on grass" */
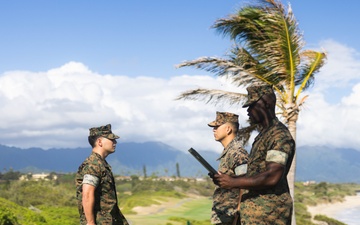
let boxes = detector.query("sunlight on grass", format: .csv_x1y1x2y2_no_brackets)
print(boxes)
126,196,212,225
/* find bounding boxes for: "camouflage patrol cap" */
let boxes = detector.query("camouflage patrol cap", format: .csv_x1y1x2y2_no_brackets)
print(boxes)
89,124,120,139
208,111,239,127
242,84,274,108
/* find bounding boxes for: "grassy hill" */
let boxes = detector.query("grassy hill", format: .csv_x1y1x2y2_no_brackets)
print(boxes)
0,197,47,225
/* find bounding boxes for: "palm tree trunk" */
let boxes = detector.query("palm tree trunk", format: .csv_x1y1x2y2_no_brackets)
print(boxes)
287,118,297,225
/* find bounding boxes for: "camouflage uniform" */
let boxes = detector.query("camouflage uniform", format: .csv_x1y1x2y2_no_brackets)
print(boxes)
75,124,128,225
208,112,249,224
211,138,249,224
240,118,295,225
240,84,295,225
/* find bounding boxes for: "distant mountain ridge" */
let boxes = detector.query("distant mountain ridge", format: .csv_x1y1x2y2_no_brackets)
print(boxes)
0,142,219,177
1,142,359,183
296,146,360,183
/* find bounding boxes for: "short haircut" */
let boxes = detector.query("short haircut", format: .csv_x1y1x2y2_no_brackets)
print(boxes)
229,122,239,133
88,135,100,148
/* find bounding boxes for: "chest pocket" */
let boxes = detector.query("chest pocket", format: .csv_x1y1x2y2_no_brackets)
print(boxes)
249,141,268,175
101,168,114,185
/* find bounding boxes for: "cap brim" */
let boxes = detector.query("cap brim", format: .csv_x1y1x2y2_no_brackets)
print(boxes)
208,121,219,127
242,101,252,108
112,134,120,139
104,134,120,139
208,121,225,127
243,96,261,108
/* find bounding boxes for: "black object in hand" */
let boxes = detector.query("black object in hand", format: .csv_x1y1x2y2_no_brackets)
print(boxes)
208,172,219,185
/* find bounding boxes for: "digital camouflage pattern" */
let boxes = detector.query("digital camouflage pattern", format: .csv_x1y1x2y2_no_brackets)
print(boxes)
211,138,249,224
208,111,239,127
76,152,129,225
89,124,120,139
240,118,295,225
242,84,274,107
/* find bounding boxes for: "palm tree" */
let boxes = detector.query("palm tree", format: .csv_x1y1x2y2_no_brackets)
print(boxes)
176,0,326,224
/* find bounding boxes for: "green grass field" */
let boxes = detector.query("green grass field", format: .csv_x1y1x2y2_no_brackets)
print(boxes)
126,196,212,225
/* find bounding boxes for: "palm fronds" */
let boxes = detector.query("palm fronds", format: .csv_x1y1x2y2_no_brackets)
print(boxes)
176,88,247,106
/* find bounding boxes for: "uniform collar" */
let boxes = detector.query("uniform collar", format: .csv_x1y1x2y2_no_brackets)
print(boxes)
217,138,239,160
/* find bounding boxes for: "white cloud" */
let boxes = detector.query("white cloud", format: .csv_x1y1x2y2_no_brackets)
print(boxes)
1,40,360,152
315,39,360,89
0,62,244,152
297,40,360,149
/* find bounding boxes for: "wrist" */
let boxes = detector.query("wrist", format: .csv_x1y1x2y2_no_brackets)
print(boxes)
230,177,236,188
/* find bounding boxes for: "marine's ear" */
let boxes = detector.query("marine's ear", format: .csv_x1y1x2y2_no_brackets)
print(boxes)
225,123,232,135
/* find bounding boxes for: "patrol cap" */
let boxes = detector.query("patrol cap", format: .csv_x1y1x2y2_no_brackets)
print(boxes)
242,84,274,108
208,111,239,127
89,124,120,139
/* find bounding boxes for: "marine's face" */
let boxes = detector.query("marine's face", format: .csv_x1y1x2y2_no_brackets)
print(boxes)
212,123,228,142
101,137,117,154
247,99,265,124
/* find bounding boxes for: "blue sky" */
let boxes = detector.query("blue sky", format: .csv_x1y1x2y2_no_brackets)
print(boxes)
0,0,239,77
0,0,360,152
1,0,358,77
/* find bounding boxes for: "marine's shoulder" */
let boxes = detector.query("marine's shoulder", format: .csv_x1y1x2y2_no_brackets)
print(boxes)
227,139,248,156
230,138,247,150
268,119,293,137
87,152,105,162
79,153,107,171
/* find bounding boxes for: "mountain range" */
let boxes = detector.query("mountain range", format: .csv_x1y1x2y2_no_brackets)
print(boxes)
1,142,359,183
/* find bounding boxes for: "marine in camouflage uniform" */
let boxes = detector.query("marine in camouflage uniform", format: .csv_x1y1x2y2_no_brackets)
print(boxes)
75,124,129,225
213,85,295,225
208,112,249,225
240,117,295,225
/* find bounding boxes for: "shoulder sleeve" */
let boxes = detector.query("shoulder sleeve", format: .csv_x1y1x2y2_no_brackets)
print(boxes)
81,155,103,178
82,174,100,187
265,125,295,165
232,147,249,175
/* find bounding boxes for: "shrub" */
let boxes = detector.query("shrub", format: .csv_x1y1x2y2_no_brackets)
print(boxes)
314,214,346,225
0,207,18,225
